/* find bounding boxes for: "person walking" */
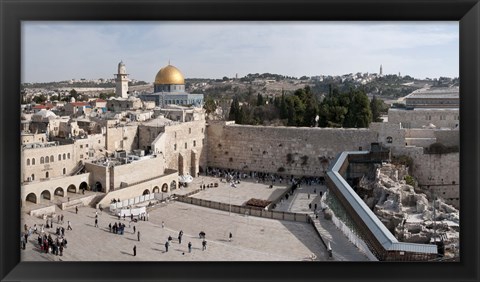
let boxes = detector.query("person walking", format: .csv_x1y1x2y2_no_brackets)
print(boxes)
229,232,233,242
133,245,136,256
75,206,78,214
133,226,136,234
165,241,169,252
137,231,140,241
67,221,72,230
94,218,98,227
202,239,207,251
162,221,165,229
178,234,182,244
188,242,192,253
109,223,112,232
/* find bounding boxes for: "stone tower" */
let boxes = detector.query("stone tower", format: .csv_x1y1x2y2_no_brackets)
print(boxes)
115,61,129,98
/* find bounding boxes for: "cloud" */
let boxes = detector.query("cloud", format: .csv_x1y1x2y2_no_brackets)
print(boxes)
22,21,458,82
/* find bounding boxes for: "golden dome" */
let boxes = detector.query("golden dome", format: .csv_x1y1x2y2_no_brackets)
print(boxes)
154,64,185,85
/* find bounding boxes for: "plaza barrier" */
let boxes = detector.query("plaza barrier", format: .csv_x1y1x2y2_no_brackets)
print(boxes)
109,193,155,211
117,206,147,217
174,194,310,223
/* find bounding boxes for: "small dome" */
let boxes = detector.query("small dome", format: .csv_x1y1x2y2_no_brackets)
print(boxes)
34,109,57,119
154,64,185,85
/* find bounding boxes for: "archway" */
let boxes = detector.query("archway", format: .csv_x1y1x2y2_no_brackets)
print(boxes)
40,190,51,201
67,184,77,194
95,182,103,192
161,183,169,193
143,189,150,195
170,180,177,191
153,186,160,193
79,181,89,192
26,193,37,204
54,187,64,197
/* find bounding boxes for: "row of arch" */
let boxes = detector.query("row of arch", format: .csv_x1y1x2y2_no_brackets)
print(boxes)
141,181,176,195
26,153,71,166
24,181,100,204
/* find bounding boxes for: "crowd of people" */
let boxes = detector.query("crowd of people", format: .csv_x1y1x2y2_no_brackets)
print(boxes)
21,220,69,257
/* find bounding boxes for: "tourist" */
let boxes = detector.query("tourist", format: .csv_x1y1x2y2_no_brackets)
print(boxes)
178,234,182,244
229,232,233,242
202,239,207,251
61,214,64,224
75,206,78,214
109,223,112,232
133,245,136,256
67,221,72,230
133,226,136,234
95,218,98,227
188,242,192,253
162,221,165,229
137,231,140,241
165,241,169,252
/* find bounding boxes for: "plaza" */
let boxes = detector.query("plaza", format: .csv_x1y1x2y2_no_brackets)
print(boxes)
21,176,344,261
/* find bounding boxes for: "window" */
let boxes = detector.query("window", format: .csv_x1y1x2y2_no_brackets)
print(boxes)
27,159,30,166
86,144,89,148
386,136,393,144
58,154,61,161
185,142,187,149
40,157,44,164
98,140,101,144
63,153,66,160
63,168,66,175
193,140,196,147
174,144,177,151
32,158,35,165
189,128,191,134
80,145,83,148
440,115,446,120
45,156,49,163
67,153,71,159
50,156,54,162
80,154,83,159
46,172,49,178
426,115,431,120
201,128,204,133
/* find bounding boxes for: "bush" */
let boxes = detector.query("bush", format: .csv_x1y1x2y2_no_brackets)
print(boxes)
404,175,416,186
425,142,459,154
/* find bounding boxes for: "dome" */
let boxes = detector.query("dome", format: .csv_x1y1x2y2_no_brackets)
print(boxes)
33,109,57,119
154,64,185,85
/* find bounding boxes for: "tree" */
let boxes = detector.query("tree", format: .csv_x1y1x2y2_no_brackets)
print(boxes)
33,95,47,104
370,95,383,122
229,96,241,121
256,93,264,106
203,96,217,115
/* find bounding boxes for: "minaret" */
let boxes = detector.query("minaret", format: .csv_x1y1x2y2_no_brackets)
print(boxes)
380,64,383,76
115,61,129,98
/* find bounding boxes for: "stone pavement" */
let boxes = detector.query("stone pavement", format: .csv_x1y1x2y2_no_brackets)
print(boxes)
20,175,368,261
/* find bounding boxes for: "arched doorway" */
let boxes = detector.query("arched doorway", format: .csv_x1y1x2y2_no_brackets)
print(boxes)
67,184,77,194
170,180,177,191
54,187,64,197
79,181,89,192
142,189,150,195
95,182,103,192
41,190,51,201
26,193,37,204
153,186,160,193
161,183,169,193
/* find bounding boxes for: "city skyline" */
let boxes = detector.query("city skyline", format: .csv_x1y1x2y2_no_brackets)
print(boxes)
22,21,459,83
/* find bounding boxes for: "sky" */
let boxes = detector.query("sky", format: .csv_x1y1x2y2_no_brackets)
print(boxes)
22,21,459,83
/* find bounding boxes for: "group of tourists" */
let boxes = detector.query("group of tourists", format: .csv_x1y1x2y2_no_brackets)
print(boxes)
21,221,69,257
109,222,127,235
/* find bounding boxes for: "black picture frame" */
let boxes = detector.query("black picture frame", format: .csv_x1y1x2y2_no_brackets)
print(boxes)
1,0,478,281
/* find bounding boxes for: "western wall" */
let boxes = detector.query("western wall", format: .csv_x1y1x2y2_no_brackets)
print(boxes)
206,121,378,177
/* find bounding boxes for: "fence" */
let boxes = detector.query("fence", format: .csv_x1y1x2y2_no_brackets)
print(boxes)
320,191,378,261
109,193,155,211
174,194,310,223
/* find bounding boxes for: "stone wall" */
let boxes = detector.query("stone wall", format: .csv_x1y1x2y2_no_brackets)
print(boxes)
105,124,139,153
394,147,459,208
434,130,460,147
207,122,377,177
369,122,405,148
111,156,165,189
163,120,207,176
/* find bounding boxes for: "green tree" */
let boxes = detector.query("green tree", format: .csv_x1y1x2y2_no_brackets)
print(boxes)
228,96,240,121
370,95,383,122
256,93,264,106
203,96,217,115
